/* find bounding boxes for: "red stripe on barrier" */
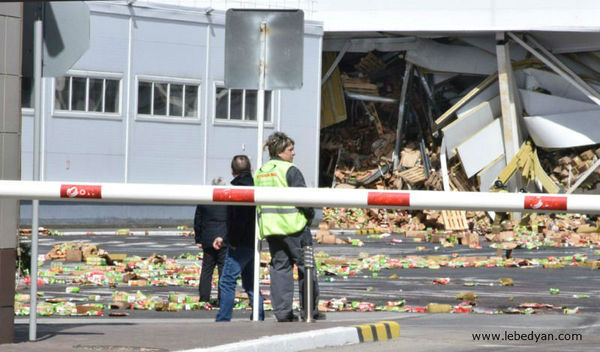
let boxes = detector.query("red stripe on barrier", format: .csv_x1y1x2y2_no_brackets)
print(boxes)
524,195,567,211
367,192,410,206
213,188,255,203
60,184,102,199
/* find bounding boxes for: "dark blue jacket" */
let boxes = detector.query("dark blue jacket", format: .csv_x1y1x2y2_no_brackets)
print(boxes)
194,204,227,248
226,171,256,249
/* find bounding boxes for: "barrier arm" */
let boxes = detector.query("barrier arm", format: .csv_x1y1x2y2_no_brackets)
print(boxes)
1,180,599,213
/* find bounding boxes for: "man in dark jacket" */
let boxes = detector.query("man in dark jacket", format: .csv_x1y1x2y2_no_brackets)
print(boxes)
194,177,227,303
214,155,264,321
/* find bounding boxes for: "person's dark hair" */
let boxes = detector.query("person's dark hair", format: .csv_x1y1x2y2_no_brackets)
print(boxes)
231,155,251,175
264,132,294,158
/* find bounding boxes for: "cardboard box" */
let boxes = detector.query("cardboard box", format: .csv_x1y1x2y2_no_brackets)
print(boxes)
65,249,83,262
85,256,106,265
430,233,449,243
108,253,127,262
566,234,581,244
494,231,514,242
76,305,103,314
462,232,480,246
128,279,148,287
405,231,428,241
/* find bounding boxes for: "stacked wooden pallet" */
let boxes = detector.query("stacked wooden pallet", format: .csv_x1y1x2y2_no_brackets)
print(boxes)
341,74,379,96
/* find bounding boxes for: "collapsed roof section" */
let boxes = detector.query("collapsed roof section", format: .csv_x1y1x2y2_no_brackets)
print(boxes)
320,30,600,196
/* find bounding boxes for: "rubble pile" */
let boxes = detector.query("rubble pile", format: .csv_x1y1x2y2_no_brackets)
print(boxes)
319,51,491,236
320,49,600,241
45,241,116,264
316,252,598,275
484,213,600,252
538,146,600,190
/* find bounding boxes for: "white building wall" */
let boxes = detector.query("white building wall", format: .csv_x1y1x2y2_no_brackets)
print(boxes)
140,0,600,32
20,1,323,225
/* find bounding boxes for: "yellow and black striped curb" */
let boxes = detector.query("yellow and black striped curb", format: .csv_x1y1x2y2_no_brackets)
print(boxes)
353,321,401,342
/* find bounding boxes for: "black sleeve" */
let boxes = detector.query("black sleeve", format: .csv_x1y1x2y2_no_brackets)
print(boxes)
286,166,307,188
193,205,202,244
286,166,314,224
224,205,232,243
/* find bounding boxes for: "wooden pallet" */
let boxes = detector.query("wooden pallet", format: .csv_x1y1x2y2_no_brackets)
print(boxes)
398,166,427,184
441,210,469,231
425,170,442,190
354,52,386,73
341,75,379,95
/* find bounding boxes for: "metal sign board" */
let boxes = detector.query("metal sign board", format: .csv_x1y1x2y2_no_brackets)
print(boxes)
225,9,304,90
42,1,90,77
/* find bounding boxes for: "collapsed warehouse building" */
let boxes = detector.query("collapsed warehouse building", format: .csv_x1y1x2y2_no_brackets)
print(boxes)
318,33,600,243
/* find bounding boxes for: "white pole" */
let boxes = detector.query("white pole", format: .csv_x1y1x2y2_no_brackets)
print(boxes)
252,21,267,322
29,5,43,341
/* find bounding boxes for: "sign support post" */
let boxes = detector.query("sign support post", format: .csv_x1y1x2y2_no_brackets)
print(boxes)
225,8,304,322
29,6,42,341
252,21,267,322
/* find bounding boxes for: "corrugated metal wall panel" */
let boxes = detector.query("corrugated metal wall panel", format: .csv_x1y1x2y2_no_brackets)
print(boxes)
19,4,323,225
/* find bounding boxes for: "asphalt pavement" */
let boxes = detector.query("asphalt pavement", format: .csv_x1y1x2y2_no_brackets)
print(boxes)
6,228,600,351
4,313,600,352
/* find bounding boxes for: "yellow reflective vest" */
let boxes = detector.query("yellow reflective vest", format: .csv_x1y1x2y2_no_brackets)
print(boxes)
254,159,308,239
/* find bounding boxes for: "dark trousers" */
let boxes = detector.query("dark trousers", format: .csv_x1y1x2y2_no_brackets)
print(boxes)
199,247,226,302
266,227,320,321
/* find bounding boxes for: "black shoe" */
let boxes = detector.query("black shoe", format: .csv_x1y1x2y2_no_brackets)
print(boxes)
276,314,299,322
313,312,326,320
299,311,326,321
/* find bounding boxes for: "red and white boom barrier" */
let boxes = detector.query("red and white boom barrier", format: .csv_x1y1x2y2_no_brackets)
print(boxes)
1,180,600,213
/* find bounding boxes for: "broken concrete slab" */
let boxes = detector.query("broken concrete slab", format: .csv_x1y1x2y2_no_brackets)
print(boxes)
406,38,497,75
524,110,600,148
456,118,504,178
477,154,506,192
523,68,592,103
444,97,498,158
520,89,600,115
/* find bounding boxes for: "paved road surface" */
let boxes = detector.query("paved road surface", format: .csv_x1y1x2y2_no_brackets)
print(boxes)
19,231,600,317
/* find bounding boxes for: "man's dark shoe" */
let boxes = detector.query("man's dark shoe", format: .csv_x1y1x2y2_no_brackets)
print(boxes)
313,312,326,320
276,314,299,322
299,311,327,321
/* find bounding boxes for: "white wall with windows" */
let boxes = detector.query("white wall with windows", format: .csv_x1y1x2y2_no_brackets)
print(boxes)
19,1,323,225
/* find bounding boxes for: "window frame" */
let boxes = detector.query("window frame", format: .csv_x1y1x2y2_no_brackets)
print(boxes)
135,75,202,124
212,81,276,127
52,70,123,120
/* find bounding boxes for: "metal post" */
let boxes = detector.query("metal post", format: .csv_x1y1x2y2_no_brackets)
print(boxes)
496,32,523,223
30,4,43,341
303,245,314,323
252,21,267,322
393,62,413,171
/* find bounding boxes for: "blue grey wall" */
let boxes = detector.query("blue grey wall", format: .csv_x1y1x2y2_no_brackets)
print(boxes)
20,2,323,226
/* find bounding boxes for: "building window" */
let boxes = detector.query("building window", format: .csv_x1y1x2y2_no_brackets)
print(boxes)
54,74,121,114
215,84,273,122
22,77,33,109
137,79,200,119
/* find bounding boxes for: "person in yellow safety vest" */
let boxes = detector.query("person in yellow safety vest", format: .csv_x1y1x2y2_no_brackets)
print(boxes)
255,132,325,322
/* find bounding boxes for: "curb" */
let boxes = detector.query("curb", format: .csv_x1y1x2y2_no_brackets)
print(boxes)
354,321,401,342
176,321,400,352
